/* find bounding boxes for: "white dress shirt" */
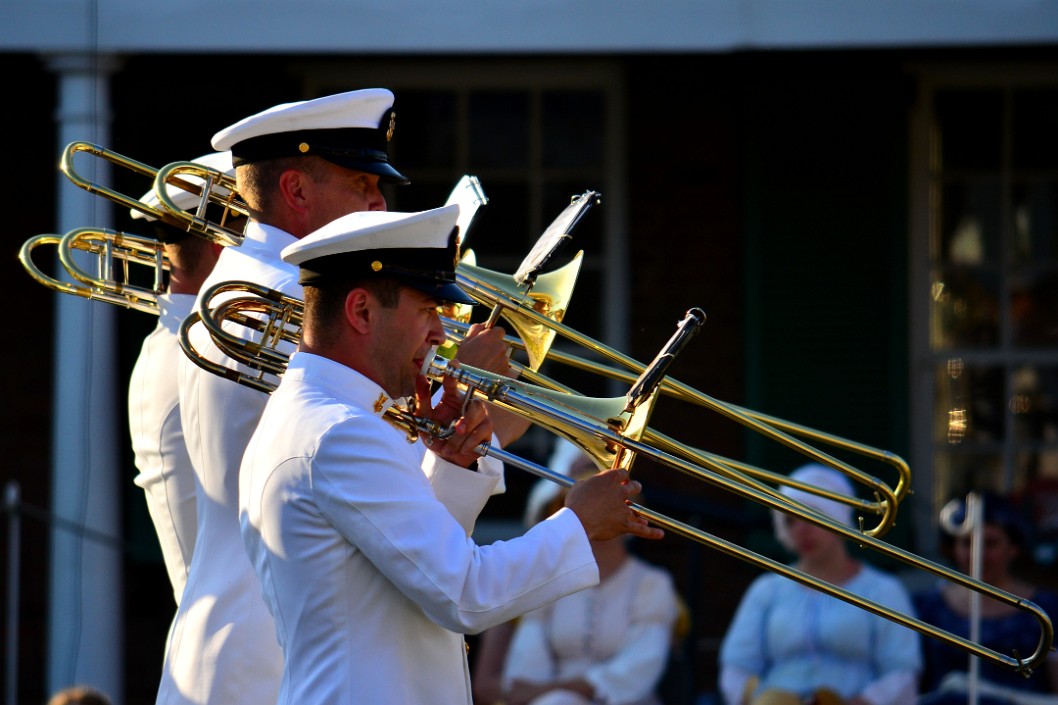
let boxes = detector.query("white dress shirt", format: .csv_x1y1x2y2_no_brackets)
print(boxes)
502,556,678,705
240,351,599,705
129,293,199,603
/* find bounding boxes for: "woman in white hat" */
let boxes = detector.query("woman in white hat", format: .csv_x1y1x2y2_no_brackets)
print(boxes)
719,464,922,705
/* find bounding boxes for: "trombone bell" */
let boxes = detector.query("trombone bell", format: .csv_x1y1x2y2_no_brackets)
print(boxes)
456,251,583,372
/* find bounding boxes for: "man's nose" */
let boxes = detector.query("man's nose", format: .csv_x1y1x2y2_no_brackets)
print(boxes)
369,184,387,212
427,311,446,344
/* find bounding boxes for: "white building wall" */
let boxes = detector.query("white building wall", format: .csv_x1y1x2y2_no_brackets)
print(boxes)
2,0,1057,54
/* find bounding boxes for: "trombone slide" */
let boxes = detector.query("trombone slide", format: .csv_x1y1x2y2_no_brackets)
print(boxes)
179,281,1054,677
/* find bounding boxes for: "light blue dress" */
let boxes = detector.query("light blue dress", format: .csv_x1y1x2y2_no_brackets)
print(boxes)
719,563,922,703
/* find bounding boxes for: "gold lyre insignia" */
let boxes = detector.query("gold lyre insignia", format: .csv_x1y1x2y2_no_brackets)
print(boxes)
373,393,387,413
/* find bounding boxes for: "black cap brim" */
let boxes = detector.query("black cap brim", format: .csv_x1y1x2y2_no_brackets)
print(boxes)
400,278,476,306
321,154,410,185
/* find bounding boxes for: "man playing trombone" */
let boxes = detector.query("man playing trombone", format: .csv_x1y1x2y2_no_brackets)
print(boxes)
165,88,517,705
239,204,663,705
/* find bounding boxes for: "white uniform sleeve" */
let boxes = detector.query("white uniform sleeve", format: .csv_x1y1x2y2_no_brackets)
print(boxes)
312,418,598,634
421,451,500,536
428,386,506,496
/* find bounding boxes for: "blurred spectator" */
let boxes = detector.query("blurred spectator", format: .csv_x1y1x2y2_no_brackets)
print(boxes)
499,444,680,705
914,491,1058,705
472,440,586,705
46,686,112,705
718,463,922,705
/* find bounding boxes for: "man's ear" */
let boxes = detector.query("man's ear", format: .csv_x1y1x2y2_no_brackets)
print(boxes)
277,169,311,214
344,288,373,334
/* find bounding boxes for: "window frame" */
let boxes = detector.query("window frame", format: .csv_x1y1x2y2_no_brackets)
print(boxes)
909,62,1058,556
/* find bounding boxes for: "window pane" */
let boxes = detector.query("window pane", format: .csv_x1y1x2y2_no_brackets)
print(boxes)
461,180,531,265
1011,364,1058,443
1012,89,1058,170
392,91,456,170
469,92,530,168
930,268,1000,348
542,91,605,169
933,450,1005,503
1011,179,1058,265
937,179,1002,265
1012,269,1058,347
935,89,1003,171
388,181,452,214
1015,451,1058,509
934,361,1005,444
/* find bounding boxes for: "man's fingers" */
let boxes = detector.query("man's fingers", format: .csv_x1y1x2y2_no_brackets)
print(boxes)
413,375,432,413
456,325,511,374
453,403,491,454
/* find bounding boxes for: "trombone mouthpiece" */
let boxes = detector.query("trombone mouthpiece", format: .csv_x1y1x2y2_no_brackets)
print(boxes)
421,345,440,376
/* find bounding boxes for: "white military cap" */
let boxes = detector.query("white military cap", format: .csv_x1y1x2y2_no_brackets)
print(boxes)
282,204,474,305
131,151,234,221
211,88,408,185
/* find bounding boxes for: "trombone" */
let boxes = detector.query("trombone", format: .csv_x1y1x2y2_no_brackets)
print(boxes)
24,170,492,316
178,279,1054,678
452,257,907,537
436,189,901,534
19,228,168,314
60,141,248,247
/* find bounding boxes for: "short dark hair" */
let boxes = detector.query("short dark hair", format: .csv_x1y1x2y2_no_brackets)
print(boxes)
239,156,324,219
166,235,215,273
303,276,402,347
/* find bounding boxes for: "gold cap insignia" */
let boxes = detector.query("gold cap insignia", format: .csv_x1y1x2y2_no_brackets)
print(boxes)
298,142,310,153
371,260,383,272
373,393,387,413
386,111,396,142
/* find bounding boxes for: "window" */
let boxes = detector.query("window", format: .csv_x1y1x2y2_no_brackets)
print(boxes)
911,67,1058,560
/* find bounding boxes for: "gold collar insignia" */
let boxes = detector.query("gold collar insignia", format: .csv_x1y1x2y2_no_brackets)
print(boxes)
373,393,388,414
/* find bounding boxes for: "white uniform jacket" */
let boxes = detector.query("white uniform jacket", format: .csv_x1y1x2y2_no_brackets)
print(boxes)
163,221,506,705
129,293,199,603
240,351,599,705
162,222,297,705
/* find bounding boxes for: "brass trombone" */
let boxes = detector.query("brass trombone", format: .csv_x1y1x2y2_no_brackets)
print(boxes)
60,141,248,247
441,191,904,534
452,257,907,537
19,228,168,314
178,279,1054,678
26,168,491,315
